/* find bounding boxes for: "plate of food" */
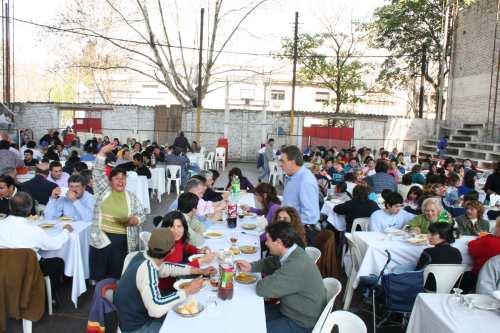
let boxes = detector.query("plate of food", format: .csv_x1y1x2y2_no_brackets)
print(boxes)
243,211,256,218
235,273,257,284
229,246,241,255
59,216,73,221
174,299,204,317
406,237,427,245
203,231,224,239
27,215,40,221
173,279,193,291
39,223,55,229
464,294,500,311
241,223,257,230
188,254,204,263
239,245,257,254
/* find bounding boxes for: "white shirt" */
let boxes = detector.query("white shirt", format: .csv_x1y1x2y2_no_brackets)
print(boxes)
369,209,415,232
280,243,298,264
0,215,70,258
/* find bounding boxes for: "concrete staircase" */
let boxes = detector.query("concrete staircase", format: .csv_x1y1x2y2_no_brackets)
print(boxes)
420,123,499,169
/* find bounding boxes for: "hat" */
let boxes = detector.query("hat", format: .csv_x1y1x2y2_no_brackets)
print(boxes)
148,228,175,253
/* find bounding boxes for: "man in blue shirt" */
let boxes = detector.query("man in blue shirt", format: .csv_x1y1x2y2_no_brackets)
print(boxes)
281,145,320,244
44,174,95,221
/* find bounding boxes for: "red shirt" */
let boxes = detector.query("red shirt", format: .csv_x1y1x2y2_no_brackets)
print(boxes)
158,239,200,290
468,235,500,275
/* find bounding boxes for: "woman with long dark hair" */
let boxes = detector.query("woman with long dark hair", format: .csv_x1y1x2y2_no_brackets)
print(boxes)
271,207,307,247
158,211,214,291
241,183,281,224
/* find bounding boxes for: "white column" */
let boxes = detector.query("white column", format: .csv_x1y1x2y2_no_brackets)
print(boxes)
261,80,269,143
224,78,230,138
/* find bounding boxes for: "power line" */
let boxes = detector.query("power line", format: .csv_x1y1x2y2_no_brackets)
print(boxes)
7,15,406,60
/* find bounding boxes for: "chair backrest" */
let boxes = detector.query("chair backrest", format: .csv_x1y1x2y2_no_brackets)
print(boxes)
215,147,226,158
206,152,215,162
320,310,367,333
323,277,342,302
312,278,343,333
305,246,322,264
122,251,140,276
423,264,468,293
351,217,370,233
344,233,362,271
166,165,181,179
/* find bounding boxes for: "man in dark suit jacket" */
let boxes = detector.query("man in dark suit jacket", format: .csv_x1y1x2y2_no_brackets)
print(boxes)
20,162,58,205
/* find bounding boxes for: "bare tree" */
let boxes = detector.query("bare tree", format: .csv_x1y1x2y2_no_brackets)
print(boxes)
52,0,271,107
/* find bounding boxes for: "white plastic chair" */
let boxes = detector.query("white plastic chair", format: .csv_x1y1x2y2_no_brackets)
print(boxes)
122,251,140,276
204,152,215,170
166,165,181,195
312,278,343,333
305,246,322,264
343,233,363,310
268,161,279,186
351,217,370,233
320,310,367,333
214,147,226,170
44,276,53,315
22,319,32,333
139,231,151,250
423,264,468,293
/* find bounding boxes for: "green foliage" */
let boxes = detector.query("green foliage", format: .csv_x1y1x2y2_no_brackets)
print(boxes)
280,31,368,113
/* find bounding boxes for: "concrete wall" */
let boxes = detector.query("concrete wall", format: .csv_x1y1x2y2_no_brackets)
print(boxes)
353,118,434,154
12,103,60,140
447,0,500,127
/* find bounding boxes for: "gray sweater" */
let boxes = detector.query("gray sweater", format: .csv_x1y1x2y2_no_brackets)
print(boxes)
251,246,326,329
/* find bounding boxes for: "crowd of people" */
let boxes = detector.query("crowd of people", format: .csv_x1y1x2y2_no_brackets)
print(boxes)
1,128,500,333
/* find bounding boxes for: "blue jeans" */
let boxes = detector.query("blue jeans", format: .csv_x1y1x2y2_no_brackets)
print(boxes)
124,317,165,333
265,304,311,333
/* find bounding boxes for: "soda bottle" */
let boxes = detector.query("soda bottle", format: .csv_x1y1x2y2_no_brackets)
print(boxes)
150,153,156,168
231,176,240,197
437,210,449,223
227,199,237,229
217,263,234,300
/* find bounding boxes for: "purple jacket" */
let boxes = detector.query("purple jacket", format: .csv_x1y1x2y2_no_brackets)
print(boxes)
250,202,281,224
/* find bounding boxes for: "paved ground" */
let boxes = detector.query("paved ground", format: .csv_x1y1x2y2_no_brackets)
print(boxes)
6,162,404,333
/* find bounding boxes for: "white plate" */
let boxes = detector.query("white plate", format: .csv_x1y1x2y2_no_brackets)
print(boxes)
464,294,500,310
406,237,427,245
188,254,204,262
203,231,224,239
173,279,193,291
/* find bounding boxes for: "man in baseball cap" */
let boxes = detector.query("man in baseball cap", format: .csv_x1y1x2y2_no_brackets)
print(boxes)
114,228,215,332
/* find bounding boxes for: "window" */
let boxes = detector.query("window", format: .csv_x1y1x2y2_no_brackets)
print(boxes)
142,84,159,89
271,90,285,100
315,91,330,103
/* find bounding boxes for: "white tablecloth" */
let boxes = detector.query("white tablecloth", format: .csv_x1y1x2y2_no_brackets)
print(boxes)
38,220,91,308
320,199,347,231
352,232,474,288
187,152,205,169
148,167,166,202
406,293,500,333
160,221,266,333
126,172,151,214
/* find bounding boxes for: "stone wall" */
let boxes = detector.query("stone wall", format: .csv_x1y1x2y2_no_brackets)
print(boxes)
447,0,500,127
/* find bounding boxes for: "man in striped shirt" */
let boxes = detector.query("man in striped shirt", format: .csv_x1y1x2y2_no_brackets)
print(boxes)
114,228,215,333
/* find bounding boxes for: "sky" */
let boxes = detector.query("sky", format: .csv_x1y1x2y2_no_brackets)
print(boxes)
12,0,387,68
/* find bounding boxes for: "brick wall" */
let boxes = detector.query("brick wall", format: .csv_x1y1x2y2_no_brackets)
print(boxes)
448,0,500,127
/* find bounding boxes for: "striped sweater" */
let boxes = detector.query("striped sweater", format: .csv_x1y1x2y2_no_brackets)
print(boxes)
114,252,191,332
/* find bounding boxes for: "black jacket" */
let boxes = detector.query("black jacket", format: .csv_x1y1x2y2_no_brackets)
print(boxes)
173,136,190,152
416,243,462,271
203,188,223,202
333,199,380,232
19,175,58,205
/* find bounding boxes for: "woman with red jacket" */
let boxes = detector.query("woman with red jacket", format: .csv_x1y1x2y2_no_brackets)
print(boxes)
468,217,500,275
158,211,215,291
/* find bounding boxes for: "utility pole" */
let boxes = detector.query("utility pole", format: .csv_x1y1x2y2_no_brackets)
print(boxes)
3,0,11,105
418,44,427,119
290,11,299,141
195,8,204,143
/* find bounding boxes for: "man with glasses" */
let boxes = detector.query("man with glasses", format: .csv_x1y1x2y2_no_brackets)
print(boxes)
368,192,415,232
